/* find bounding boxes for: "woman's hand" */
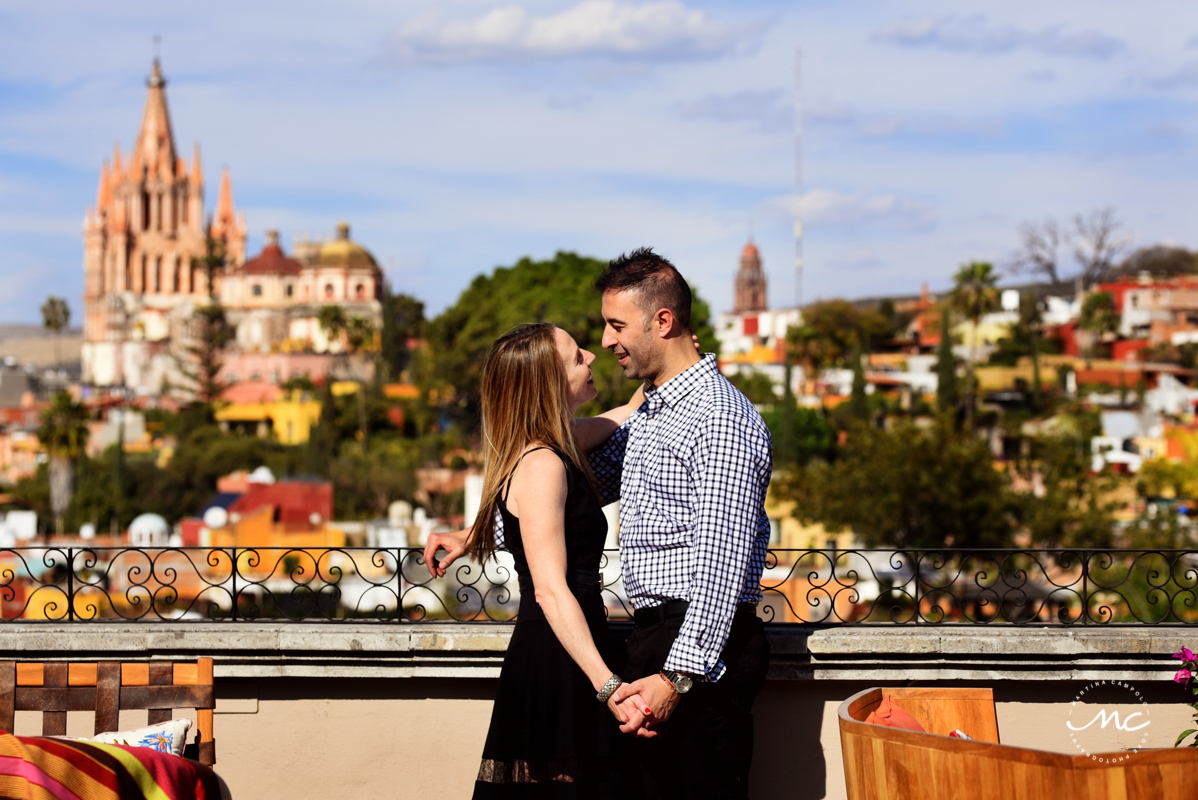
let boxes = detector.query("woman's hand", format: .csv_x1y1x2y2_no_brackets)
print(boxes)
422,528,468,577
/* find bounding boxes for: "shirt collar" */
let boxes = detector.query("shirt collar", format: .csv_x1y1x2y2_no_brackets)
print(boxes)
644,353,717,412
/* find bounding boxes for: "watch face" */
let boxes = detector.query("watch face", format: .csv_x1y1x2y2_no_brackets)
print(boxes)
664,671,693,693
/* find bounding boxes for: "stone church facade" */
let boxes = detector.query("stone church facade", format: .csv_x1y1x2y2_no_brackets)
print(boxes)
82,60,382,394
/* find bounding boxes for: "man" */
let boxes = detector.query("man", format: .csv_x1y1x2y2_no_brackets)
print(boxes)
426,248,772,799
589,248,772,799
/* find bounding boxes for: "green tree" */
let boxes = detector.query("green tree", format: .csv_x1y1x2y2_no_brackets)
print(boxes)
1013,432,1119,548
935,308,959,414
38,391,89,535
182,237,232,405
725,371,777,406
40,296,70,370
761,403,835,467
848,345,868,420
328,440,421,519
427,251,716,423
950,261,1000,363
1079,291,1119,359
379,285,425,382
782,416,1015,549
319,306,376,451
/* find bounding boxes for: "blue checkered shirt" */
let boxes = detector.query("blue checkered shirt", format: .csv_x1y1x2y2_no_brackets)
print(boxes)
589,354,772,682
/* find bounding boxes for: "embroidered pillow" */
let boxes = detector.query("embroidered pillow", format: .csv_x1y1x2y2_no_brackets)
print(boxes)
91,719,192,757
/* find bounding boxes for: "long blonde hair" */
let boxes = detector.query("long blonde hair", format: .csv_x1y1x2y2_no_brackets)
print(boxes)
467,323,599,562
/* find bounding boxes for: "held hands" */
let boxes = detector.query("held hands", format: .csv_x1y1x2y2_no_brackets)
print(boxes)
612,674,682,727
606,690,658,738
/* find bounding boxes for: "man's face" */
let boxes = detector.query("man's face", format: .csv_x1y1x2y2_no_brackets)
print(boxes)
601,289,658,381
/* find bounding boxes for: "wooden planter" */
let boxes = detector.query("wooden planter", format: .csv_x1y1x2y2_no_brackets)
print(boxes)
838,686,1198,800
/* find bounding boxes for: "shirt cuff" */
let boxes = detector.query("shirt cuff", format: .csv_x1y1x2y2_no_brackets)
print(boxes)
663,651,726,683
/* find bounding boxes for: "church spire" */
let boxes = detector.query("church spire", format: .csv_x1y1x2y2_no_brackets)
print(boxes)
190,143,203,186
134,58,177,177
210,167,236,236
734,240,767,314
95,161,112,213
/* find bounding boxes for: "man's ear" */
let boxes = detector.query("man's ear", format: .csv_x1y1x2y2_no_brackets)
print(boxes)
651,307,677,339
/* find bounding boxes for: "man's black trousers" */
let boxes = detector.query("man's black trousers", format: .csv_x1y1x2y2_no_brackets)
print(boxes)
619,605,769,800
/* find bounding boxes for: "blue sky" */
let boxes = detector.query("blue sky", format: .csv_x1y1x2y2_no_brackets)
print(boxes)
0,1,1195,323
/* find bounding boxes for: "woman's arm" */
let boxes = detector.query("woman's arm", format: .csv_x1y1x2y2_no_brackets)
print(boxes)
509,450,655,735
572,383,646,453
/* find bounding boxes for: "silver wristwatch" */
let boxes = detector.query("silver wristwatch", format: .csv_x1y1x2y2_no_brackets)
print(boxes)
597,674,623,704
659,669,694,694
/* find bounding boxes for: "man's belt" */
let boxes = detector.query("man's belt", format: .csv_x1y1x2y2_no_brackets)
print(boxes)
633,599,758,627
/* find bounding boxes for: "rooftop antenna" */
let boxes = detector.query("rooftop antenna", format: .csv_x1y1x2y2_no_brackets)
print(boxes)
793,47,804,311
153,34,161,61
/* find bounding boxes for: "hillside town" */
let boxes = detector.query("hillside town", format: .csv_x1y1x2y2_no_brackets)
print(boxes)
3,59,1198,576
7,5,1198,798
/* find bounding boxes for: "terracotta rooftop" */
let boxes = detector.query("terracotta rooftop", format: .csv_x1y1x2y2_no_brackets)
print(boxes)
240,231,302,276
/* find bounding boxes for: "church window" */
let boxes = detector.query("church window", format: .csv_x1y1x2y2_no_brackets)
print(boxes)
285,284,294,298
252,284,263,297
154,257,162,292
355,283,365,299
325,283,335,298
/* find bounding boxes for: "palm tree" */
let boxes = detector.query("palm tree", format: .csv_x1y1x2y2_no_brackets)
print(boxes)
950,261,1001,364
38,391,90,535
40,297,70,372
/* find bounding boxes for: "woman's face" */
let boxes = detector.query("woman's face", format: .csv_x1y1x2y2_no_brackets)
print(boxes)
554,328,597,412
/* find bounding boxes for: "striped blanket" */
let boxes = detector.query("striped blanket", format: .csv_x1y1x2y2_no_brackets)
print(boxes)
0,731,221,800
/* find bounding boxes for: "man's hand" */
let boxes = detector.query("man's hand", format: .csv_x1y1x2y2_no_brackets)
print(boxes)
422,529,468,578
615,673,684,725
608,691,657,738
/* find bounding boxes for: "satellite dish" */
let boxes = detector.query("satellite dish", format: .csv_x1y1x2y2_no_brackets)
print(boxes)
203,507,229,529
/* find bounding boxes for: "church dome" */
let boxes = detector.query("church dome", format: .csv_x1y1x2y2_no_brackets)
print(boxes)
240,230,302,276
317,222,377,268
742,242,759,259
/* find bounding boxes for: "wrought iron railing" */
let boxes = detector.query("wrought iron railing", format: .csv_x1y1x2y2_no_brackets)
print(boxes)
2,547,1198,625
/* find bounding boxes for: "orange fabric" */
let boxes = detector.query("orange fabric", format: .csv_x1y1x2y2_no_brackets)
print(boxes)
863,695,926,732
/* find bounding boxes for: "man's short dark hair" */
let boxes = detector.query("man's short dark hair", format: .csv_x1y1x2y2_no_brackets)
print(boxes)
596,247,692,330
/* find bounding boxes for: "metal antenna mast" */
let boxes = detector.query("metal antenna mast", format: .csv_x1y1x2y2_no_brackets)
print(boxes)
793,48,804,312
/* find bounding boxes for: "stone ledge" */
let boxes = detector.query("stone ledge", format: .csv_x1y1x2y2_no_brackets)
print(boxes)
0,623,1184,681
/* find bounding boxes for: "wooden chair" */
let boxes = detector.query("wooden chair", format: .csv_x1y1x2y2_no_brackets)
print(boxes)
0,657,215,766
839,686,1198,800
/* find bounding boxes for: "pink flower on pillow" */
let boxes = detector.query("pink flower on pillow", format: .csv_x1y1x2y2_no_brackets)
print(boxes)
135,731,173,753
1175,667,1192,686
1174,647,1196,662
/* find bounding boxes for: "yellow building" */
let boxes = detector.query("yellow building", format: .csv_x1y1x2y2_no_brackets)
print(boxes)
215,394,321,444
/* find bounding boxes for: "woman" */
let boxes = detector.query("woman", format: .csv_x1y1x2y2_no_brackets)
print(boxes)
456,323,649,798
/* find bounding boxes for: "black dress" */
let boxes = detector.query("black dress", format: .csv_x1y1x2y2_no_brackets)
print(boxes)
474,447,621,799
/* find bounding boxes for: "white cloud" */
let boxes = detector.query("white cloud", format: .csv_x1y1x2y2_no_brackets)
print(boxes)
807,104,856,125
1151,59,1198,88
764,189,939,231
377,1,764,65
875,16,1125,59
677,90,790,132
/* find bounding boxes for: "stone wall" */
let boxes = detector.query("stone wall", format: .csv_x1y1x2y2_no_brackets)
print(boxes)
0,623,1190,799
